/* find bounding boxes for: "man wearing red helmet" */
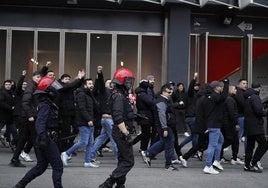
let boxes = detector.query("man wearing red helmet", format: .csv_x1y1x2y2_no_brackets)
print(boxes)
99,68,135,188
13,76,63,188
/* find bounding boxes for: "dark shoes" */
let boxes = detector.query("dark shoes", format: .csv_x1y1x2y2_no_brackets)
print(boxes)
244,165,262,173
99,177,115,188
13,181,26,188
115,185,126,188
10,158,26,167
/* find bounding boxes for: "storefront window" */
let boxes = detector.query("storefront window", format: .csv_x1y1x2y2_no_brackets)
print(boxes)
65,32,87,79
38,31,60,77
0,30,6,84
117,35,138,82
141,35,162,92
11,30,34,82
90,34,112,80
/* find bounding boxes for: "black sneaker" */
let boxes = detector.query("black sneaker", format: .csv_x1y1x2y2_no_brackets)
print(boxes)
10,159,26,167
165,165,178,171
244,165,262,173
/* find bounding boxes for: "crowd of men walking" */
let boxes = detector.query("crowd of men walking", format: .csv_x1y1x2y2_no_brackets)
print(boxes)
0,62,267,188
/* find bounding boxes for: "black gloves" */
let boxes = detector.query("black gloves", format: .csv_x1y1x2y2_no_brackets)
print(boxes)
222,78,229,85
37,133,49,150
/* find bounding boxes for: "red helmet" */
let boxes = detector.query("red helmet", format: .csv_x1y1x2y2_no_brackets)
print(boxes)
112,68,134,85
37,76,54,91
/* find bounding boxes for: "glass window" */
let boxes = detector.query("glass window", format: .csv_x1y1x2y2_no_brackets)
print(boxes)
11,30,34,82
0,30,6,84
65,32,87,80
90,34,112,80
117,35,138,87
38,31,60,77
141,35,162,92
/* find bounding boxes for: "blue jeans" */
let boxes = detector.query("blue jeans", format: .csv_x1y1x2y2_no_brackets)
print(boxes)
147,127,175,168
180,117,198,148
206,128,224,167
66,125,94,163
89,117,118,160
237,117,244,140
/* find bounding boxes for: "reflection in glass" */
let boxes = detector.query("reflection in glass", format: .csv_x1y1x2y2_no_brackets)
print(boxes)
0,30,6,84
141,35,162,92
117,35,138,82
90,34,112,80
38,31,60,77
65,32,87,79
11,30,34,82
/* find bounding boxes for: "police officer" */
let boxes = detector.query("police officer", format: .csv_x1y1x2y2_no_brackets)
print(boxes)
99,68,135,188
13,76,63,188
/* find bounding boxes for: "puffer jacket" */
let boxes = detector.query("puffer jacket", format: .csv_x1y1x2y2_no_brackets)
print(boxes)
244,88,266,136
135,86,155,125
74,87,94,126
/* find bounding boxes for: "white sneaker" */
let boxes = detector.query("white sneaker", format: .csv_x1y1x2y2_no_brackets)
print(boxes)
20,151,33,162
102,147,112,153
61,152,68,166
257,161,264,170
231,158,244,165
84,162,99,168
171,159,181,165
184,132,190,137
179,156,188,168
203,166,219,175
213,160,224,171
141,151,147,163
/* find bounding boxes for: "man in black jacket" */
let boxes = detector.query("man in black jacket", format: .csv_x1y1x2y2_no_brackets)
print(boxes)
10,71,42,167
133,80,155,155
203,79,229,175
220,86,244,165
243,82,267,173
57,71,85,152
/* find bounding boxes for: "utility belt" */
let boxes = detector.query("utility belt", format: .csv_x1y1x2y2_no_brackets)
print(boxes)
46,129,59,142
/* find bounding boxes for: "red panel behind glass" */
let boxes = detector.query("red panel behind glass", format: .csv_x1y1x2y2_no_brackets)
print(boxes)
207,37,241,82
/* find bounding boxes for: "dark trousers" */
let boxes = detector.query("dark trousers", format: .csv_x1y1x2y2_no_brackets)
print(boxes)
12,119,36,160
183,133,208,160
220,131,239,160
20,141,63,188
245,134,267,167
171,125,182,157
139,124,152,151
111,126,134,184
59,116,75,152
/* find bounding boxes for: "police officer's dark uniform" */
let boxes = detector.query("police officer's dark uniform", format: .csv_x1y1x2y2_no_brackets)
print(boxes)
13,76,63,188
99,68,135,188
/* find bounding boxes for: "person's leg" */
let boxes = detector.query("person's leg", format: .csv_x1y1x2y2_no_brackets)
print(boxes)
140,124,151,151
65,126,89,156
17,147,48,186
244,135,255,167
205,129,218,167
164,128,175,167
251,134,267,166
85,126,95,163
214,130,224,162
47,142,63,188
